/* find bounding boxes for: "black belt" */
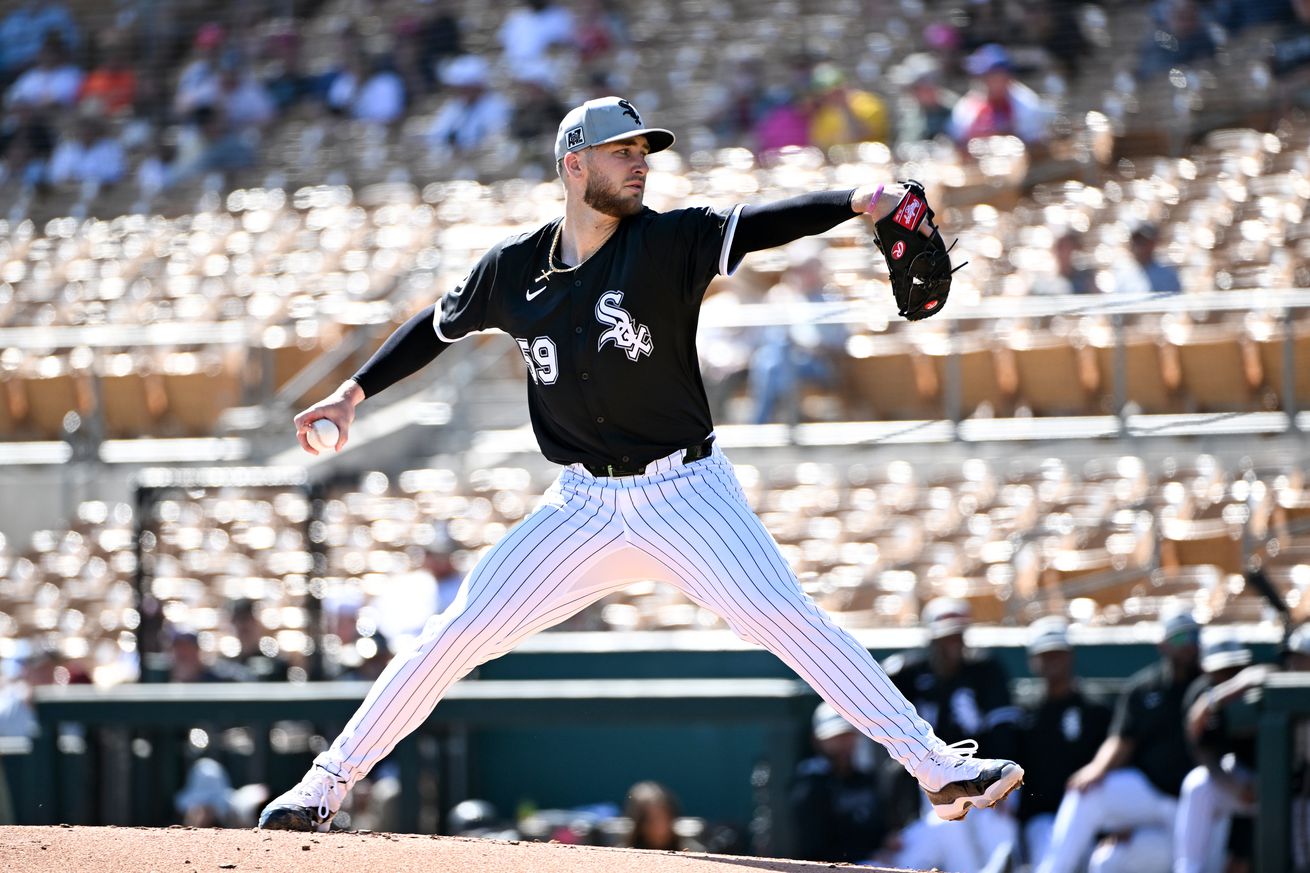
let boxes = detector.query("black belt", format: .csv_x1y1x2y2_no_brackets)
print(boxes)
582,437,715,478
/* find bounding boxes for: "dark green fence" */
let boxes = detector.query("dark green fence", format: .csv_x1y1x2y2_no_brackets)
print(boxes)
14,678,815,854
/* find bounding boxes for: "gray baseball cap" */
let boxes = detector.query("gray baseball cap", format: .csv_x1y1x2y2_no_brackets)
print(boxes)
554,96,675,162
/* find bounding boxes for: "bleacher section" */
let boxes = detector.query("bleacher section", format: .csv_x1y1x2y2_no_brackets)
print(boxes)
2,451,1305,684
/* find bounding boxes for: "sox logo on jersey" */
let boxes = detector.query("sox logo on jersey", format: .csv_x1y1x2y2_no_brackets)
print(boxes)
596,290,653,361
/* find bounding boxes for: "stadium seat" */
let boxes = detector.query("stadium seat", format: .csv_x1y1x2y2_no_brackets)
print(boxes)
96,354,167,438
1165,320,1264,412
1005,329,1099,416
1249,314,1310,411
842,334,939,420
1082,319,1181,414
21,356,94,440
1159,517,1244,574
161,352,242,437
919,330,1015,420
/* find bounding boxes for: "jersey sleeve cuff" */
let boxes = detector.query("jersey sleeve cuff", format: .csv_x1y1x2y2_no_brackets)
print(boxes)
432,309,460,343
718,204,745,276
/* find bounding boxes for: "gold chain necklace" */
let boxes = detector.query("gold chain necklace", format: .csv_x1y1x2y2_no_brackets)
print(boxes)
536,220,618,283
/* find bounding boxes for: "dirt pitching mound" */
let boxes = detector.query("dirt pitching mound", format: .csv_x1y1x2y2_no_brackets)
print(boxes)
1,826,921,873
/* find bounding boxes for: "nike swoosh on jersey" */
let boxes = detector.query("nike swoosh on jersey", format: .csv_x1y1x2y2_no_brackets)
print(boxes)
526,284,548,301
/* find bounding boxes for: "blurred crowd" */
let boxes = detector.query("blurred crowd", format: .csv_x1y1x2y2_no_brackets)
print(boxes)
2,0,1310,214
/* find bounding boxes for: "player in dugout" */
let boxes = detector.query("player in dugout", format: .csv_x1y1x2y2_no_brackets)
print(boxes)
259,95,1020,833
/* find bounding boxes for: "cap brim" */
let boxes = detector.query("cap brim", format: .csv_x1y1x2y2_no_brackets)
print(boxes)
929,619,969,639
594,128,675,154
1202,653,1251,672
1028,640,1072,656
814,721,857,740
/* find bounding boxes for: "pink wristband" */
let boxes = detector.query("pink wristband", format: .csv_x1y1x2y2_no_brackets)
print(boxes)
870,183,885,215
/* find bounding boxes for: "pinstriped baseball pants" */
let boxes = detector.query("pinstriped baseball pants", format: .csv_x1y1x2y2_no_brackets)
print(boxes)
315,444,940,785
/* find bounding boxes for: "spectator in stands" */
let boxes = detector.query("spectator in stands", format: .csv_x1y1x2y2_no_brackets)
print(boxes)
165,627,228,683
892,54,957,146
1174,636,1257,873
1138,0,1218,81
790,701,892,863
174,23,226,118
48,109,125,186
335,634,392,683
1210,0,1300,31
1029,230,1098,295
1016,618,1112,869
327,53,407,126
175,756,268,828
573,0,628,65
753,85,810,154
135,136,174,203
1028,0,1093,80
1034,608,1202,873
1112,220,1182,294
509,63,568,150
0,649,49,738
962,0,1025,51
0,106,55,187
807,62,890,151
417,1,463,83
78,31,137,116
885,598,1022,873
447,798,520,839
499,0,574,66
950,44,1051,147
924,20,967,81
374,538,456,652
225,599,291,682
748,242,847,424
697,281,761,422
427,55,510,154
169,105,257,186
5,35,83,110
175,756,237,827
392,15,435,101
710,59,762,146
0,1,78,81
262,31,311,111
215,61,275,132
624,781,703,852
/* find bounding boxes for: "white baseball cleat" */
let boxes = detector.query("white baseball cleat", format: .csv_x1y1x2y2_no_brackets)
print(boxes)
915,739,1025,821
257,765,349,832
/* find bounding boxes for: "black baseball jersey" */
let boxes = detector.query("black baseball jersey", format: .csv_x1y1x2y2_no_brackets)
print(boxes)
790,756,890,863
1182,672,1258,772
882,648,1022,758
1109,660,1198,796
434,205,743,467
1016,688,1111,821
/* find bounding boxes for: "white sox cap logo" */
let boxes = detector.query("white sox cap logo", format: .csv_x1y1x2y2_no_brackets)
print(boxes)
595,290,653,361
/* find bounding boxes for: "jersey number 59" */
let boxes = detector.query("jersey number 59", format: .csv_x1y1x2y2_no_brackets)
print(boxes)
516,336,559,385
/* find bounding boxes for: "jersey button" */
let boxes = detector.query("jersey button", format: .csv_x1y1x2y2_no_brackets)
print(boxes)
595,416,605,423
581,372,589,380
574,280,582,287
574,327,582,334
621,456,629,462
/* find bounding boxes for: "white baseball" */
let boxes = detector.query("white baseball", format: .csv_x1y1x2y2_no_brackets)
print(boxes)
307,418,340,454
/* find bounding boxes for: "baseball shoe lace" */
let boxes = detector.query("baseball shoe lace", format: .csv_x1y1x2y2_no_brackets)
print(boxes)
258,766,348,832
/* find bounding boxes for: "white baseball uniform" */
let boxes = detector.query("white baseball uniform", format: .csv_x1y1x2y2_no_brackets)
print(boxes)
313,445,942,787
